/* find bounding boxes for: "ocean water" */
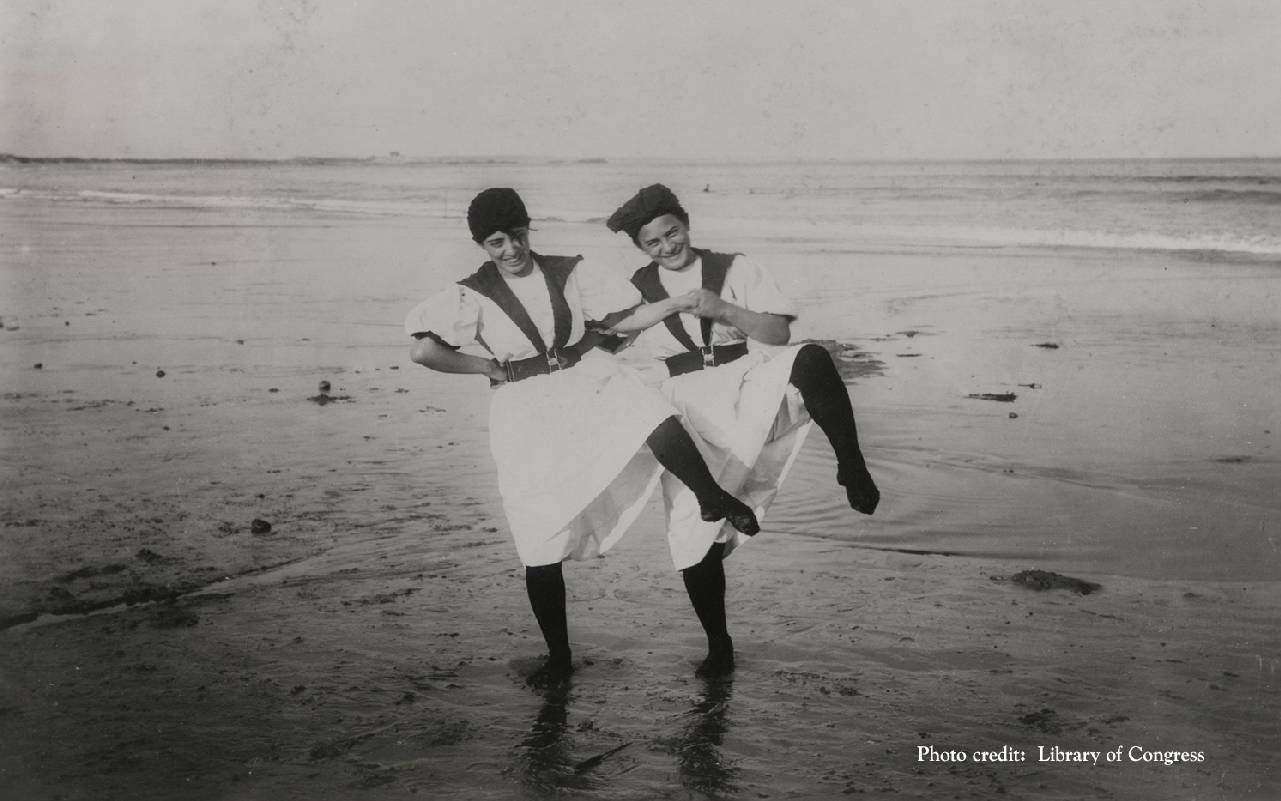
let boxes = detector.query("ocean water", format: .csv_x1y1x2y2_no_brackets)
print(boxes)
2,157,1279,582
5,156,1281,259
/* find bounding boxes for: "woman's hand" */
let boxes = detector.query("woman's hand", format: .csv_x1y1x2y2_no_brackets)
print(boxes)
681,288,728,321
677,291,793,346
485,359,509,384
555,345,582,369
596,297,686,335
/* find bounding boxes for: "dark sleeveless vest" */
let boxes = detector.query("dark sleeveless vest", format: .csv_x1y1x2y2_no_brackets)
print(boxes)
629,248,736,351
458,253,580,356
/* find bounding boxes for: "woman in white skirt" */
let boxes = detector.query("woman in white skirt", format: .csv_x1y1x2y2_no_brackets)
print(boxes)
405,188,758,688
603,184,881,678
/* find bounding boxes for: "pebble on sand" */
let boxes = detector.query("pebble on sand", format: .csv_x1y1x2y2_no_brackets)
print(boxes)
319,380,331,393
156,369,166,378
251,519,272,535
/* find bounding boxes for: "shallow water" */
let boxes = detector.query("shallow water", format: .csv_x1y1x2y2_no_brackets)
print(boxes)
769,248,1281,581
3,160,1279,585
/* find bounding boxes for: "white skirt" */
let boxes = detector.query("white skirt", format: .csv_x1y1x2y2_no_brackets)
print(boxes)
488,350,672,567
655,344,813,570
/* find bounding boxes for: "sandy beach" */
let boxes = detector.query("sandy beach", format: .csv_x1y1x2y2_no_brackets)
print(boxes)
2,164,1279,800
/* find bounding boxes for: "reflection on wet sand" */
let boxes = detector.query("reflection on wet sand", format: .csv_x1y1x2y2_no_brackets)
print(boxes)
674,678,738,798
515,681,589,796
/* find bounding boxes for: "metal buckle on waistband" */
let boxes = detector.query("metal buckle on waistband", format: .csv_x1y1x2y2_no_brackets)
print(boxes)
546,349,561,372
700,346,716,367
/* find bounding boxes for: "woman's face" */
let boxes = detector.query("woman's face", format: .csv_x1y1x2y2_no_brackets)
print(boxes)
481,228,533,276
636,214,695,270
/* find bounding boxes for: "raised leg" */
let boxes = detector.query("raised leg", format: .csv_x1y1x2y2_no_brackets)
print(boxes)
789,343,880,514
648,417,759,535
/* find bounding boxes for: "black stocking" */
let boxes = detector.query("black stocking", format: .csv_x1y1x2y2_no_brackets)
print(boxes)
789,343,880,514
525,562,573,687
681,543,734,677
648,417,759,535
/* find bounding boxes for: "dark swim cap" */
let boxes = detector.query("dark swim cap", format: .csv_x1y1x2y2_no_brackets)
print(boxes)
467,188,531,243
606,184,689,241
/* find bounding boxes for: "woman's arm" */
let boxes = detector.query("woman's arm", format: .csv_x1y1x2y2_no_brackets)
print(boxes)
598,296,694,334
686,289,792,346
410,336,507,383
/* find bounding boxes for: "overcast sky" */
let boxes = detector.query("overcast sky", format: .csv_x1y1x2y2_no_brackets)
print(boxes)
2,0,1278,161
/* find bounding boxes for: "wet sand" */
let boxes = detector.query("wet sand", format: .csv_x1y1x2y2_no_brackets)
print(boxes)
2,206,1279,799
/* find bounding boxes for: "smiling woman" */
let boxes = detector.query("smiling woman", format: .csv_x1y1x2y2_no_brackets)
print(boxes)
480,228,533,276
602,183,881,676
405,187,759,687
470,187,536,277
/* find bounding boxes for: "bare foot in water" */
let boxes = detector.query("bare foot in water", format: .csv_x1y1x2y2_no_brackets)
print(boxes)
700,492,760,536
839,465,880,515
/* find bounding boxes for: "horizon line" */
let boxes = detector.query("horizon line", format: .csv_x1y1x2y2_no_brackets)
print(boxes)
3,152,1280,166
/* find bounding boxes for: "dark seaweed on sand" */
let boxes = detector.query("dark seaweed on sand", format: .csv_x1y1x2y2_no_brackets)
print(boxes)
808,339,887,381
1008,570,1101,595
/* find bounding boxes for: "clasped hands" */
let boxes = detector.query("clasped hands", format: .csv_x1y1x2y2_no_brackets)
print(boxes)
591,290,731,338
669,288,728,320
